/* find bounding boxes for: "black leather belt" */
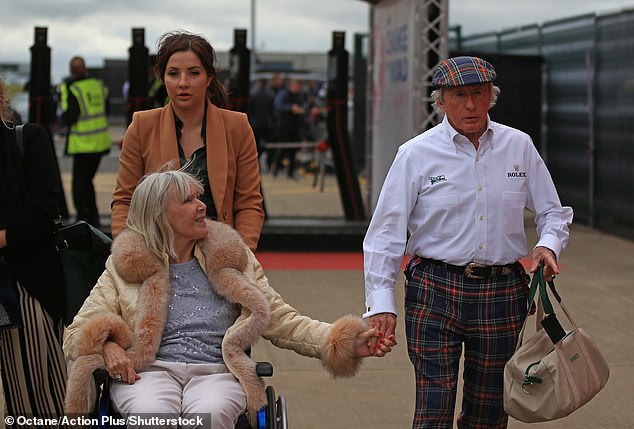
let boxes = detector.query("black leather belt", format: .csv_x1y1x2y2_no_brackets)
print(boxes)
420,258,515,279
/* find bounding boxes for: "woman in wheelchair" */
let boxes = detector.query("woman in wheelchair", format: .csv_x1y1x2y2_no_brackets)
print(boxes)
63,170,395,428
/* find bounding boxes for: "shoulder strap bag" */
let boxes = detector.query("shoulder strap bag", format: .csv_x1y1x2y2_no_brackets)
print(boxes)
503,266,610,422
14,123,112,325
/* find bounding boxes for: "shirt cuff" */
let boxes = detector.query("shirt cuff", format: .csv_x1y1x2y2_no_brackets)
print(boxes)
535,235,562,259
363,289,397,318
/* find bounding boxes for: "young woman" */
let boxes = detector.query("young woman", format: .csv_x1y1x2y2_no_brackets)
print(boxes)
112,31,264,251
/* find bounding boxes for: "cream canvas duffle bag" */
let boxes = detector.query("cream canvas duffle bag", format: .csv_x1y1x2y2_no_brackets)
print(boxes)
503,266,609,422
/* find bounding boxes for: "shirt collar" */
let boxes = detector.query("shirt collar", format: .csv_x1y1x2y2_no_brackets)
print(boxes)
441,114,494,150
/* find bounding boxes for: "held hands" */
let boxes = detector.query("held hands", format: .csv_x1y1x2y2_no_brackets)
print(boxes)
103,341,140,384
354,327,396,358
366,312,397,353
530,246,559,280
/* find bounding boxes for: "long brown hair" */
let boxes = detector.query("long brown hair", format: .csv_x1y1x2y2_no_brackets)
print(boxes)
155,30,228,109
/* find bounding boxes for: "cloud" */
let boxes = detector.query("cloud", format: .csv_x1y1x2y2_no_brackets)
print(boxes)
0,0,369,83
3,0,633,84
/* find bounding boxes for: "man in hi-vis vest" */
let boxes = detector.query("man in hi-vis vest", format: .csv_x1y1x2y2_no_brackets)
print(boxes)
60,56,111,228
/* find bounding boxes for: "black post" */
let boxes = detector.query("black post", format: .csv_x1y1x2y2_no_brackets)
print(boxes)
127,28,149,125
327,31,366,221
228,29,250,113
29,27,53,127
29,27,69,218
353,33,368,172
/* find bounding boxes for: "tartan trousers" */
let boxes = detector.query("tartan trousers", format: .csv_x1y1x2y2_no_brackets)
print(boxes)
404,257,529,429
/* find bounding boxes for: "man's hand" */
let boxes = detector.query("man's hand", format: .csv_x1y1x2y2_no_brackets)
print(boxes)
366,312,397,351
530,246,559,280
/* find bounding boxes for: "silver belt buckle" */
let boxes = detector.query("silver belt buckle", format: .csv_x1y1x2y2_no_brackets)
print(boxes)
465,262,488,279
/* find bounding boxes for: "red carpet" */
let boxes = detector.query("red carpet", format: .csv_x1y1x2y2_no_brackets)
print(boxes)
256,252,532,271
256,252,364,270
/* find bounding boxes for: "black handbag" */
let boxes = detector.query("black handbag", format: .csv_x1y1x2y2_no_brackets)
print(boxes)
15,124,112,324
54,220,112,325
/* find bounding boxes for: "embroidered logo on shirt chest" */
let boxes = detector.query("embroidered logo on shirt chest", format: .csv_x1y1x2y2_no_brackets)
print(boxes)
507,164,526,178
430,175,447,185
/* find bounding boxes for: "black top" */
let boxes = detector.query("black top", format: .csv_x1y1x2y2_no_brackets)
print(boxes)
0,123,66,321
173,104,218,221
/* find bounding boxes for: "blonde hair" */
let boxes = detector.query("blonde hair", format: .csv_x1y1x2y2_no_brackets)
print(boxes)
430,83,501,115
0,78,16,127
126,169,204,260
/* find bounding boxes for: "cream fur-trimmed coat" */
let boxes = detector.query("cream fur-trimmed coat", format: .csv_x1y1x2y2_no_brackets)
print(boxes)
63,220,367,426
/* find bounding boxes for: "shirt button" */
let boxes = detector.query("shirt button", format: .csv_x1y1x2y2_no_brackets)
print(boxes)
479,215,484,221
478,185,483,191
479,243,484,249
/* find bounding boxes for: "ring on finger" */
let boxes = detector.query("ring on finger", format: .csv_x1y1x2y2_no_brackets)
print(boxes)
114,373,122,381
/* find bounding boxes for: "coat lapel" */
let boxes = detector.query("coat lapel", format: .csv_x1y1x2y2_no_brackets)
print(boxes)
159,104,179,165
205,102,228,217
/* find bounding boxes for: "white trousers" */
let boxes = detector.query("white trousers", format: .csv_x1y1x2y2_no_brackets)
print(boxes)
109,360,247,429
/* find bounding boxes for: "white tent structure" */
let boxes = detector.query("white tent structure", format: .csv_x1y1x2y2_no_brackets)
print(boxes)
360,0,449,211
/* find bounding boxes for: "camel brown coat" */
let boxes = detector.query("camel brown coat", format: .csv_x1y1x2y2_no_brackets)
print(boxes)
111,101,264,251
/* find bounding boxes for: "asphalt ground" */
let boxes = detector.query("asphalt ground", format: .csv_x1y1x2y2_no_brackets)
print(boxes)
53,124,634,428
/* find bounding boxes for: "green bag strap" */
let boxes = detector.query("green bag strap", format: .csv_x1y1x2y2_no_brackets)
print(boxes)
15,124,24,155
527,265,556,315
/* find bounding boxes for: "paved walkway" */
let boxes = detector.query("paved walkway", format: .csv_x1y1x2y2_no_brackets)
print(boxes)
56,125,633,428
252,220,634,429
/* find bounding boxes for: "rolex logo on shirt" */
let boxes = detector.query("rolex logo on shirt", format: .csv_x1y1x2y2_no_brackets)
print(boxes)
507,164,527,178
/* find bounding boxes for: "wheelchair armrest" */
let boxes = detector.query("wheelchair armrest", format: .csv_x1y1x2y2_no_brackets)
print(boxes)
255,362,273,377
93,368,109,385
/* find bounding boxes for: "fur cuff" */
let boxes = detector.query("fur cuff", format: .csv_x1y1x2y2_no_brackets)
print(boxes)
64,354,105,414
321,315,366,378
76,313,133,356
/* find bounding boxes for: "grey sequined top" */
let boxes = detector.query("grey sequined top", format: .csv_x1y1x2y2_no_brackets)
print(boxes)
156,258,240,364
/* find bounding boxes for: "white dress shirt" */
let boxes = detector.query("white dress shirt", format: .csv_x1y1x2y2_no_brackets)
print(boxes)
363,115,574,318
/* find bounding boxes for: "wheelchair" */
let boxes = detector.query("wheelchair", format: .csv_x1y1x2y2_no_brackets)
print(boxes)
91,362,288,429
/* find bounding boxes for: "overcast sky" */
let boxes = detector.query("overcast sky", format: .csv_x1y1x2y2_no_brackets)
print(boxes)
1,0,634,83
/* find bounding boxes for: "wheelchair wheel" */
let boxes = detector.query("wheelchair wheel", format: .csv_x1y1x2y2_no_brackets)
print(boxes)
276,394,288,429
256,385,288,429
265,386,277,428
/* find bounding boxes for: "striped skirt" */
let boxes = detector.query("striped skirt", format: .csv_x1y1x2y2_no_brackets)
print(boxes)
0,282,67,427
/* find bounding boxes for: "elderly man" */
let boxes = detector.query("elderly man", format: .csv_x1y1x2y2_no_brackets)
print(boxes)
363,56,573,428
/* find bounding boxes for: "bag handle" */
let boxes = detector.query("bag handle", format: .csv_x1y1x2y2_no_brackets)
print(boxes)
526,265,558,315
515,265,580,350
15,124,24,155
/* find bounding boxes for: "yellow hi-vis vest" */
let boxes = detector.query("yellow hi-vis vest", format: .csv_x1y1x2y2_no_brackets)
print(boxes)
61,77,111,154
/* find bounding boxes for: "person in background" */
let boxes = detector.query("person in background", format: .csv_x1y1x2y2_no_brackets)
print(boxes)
272,79,306,179
0,77,67,423
362,56,573,429
247,78,275,162
112,30,264,252
59,56,111,228
147,54,168,109
64,169,395,429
